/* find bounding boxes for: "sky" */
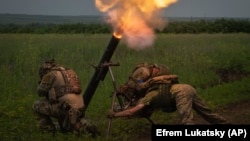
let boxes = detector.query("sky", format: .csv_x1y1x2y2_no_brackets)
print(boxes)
0,0,250,18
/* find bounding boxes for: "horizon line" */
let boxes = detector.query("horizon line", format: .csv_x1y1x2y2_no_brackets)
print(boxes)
1,13,249,19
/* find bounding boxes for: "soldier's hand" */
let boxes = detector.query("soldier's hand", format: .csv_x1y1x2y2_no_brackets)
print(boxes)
48,88,57,104
107,109,116,119
137,81,150,89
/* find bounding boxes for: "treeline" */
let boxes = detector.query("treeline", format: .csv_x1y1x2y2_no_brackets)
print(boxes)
1,18,250,34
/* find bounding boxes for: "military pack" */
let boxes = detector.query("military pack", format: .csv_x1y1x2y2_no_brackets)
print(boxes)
52,68,82,98
60,69,82,94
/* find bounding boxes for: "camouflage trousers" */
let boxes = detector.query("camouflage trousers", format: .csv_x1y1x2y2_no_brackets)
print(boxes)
172,84,229,125
32,99,100,136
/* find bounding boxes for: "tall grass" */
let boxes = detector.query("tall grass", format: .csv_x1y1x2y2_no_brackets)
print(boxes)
0,33,249,141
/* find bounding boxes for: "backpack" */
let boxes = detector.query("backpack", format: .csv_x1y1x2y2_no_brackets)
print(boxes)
60,69,82,95
121,63,172,98
52,67,82,98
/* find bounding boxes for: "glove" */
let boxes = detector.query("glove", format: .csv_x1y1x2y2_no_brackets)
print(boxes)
107,109,116,119
136,81,150,90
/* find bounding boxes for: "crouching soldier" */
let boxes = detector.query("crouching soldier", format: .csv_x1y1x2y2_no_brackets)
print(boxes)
108,62,229,125
32,59,100,136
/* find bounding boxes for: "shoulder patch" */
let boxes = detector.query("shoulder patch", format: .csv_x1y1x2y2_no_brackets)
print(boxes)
41,73,55,84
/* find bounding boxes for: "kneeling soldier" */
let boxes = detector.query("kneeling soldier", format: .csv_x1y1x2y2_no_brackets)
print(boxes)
32,59,100,136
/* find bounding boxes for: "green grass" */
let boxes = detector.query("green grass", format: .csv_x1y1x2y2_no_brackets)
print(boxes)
0,33,250,141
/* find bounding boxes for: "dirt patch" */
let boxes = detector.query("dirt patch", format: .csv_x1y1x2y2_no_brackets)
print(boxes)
193,99,250,125
215,68,249,83
134,99,250,141
199,67,249,89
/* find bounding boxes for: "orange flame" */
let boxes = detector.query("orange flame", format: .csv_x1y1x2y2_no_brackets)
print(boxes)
95,0,178,50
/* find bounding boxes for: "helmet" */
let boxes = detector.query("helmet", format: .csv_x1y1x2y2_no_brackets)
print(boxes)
151,64,171,77
131,67,150,83
38,59,56,79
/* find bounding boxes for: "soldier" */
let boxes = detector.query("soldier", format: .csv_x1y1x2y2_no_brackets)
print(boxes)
108,62,229,125
32,59,100,136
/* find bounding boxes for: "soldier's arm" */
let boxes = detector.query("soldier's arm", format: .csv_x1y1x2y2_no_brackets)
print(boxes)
109,103,145,117
37,73,55,97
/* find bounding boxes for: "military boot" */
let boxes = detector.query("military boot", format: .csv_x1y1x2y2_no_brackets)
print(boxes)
33,111,56,135
74,119,101,137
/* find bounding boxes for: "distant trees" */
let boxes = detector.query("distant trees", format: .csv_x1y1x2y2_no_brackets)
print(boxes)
0,18,250,34
161,19,250,33
0,23,111,34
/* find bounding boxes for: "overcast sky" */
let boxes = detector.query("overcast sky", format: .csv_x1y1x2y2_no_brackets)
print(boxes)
0,0,249,18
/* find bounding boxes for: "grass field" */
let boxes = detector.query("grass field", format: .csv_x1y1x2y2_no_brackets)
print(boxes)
0,33,250,141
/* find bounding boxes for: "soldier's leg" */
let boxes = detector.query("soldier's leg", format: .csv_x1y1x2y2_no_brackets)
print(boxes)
74,118,101,137
192,93,228,124
32,99,59,132
173,87,195,125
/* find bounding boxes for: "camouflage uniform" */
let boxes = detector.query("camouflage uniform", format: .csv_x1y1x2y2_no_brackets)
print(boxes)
121,62,228,125
139,84,228,124
32,60,99,136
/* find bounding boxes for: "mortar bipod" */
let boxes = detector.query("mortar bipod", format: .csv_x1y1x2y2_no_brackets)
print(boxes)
101,61,121,139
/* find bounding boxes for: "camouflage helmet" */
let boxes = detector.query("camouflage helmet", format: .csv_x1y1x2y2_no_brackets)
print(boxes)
38,59,56,79
151,64,171,77
131,67,150,83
